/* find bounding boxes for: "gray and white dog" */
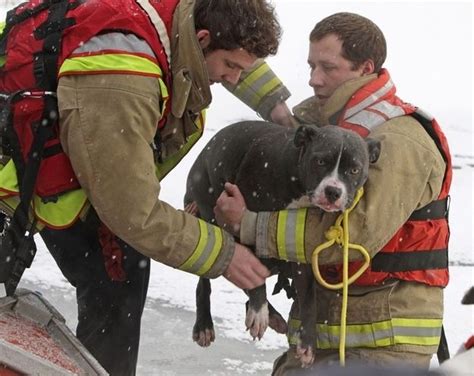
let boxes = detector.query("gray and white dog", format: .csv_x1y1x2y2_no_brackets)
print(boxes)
185,120,380,364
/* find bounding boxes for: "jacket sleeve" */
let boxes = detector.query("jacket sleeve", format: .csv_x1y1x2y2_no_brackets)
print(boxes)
222,59,291,121
241,116,447,264
57,73,234,278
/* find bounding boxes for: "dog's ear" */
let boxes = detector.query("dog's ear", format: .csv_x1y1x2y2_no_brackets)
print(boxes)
366,137,381,163
294,125,318,148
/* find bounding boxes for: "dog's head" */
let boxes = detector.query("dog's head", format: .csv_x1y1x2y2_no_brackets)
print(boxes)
294,124,380,212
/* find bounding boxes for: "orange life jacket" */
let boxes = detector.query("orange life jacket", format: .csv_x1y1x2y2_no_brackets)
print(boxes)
323,69,452,288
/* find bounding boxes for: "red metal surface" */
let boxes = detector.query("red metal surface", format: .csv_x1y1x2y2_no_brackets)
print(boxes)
0,313,81,374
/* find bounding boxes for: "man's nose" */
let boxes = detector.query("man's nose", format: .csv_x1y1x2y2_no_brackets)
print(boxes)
224,69,242,85
309,67,323,88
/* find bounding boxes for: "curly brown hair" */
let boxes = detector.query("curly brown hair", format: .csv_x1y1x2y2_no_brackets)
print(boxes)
310,12,387,73
194,0,281,58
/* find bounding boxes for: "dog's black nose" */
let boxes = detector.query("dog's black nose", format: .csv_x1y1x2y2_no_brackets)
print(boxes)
325,186,342,203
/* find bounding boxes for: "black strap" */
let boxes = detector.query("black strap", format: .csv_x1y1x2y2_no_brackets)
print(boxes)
408,197,449,221
371,248,448,273
437,326,450,363
33,0,76,90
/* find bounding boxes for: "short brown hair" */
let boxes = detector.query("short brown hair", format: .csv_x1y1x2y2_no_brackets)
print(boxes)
194,0,281,58
310,12,386,73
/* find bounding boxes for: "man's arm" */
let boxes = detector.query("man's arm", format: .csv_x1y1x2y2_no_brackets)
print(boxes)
57,72,268,289
222,59,296,127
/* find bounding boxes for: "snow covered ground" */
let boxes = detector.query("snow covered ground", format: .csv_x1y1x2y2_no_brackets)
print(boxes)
2,0,473,374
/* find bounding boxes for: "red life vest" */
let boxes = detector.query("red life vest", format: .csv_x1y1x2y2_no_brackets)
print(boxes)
323,69,452,288
0,0,178,199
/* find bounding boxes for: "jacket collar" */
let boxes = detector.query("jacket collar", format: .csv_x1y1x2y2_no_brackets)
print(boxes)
293,74,376,125
170,0,212,118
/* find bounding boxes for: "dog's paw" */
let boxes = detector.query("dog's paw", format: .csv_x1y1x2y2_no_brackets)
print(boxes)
192,326,215,347
245,302,269,340
295,343,315,368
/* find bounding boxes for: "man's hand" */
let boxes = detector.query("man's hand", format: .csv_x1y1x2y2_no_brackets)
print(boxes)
223,243,269,289
214,182,247,236
184,201,199,216
270,101,299,128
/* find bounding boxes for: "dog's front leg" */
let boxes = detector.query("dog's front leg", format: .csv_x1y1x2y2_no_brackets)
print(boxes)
245,284,269,340
192,277,215,347
294,265,317,367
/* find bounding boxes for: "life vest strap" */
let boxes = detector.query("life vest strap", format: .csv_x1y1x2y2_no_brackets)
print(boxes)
408,197,449,221
371,248,448,273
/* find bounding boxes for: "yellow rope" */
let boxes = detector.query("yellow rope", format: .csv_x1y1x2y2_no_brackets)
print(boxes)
311,187,370,366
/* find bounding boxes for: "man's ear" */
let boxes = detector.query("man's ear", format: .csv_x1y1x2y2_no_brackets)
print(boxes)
361,59,375,76
196,29,211,49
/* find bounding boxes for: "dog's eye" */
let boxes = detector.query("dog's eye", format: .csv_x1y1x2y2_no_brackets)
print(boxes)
316,159,325,166
350,168,360,175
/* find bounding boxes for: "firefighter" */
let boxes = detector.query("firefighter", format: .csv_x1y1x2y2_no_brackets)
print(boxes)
214,12,452,372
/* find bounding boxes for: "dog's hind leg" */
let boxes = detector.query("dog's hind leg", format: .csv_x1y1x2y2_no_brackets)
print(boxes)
192,277,215,347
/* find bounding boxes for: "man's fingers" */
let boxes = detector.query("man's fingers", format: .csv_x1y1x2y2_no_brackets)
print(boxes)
223,244,270,290
224,182,241,197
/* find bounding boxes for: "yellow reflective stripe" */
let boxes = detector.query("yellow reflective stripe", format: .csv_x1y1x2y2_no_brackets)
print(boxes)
233,62,281,108
59,53,162,77
295,209,307,263
287,318,442,349
33,189,88,228
392,317,443,328
157,77,169,101
180,219,223,275
0,160,20,194
277,210,288,260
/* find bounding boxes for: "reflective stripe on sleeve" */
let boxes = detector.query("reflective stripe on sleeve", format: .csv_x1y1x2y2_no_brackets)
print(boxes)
288,317,443,349
232,62,283,109
180,219,223,276
59,53,163,77
276,209,307,263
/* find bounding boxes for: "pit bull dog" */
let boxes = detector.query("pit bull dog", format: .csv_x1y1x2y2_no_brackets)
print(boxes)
185,120,380,363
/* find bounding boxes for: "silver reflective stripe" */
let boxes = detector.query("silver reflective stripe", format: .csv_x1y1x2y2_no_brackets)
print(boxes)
136,0,171,66
347,99,406,131
344,78,394,119
256,212,272,258
371,100,406,119
234,67,279,107
283,210,301,262
346,109,386,131
73,32,156,58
